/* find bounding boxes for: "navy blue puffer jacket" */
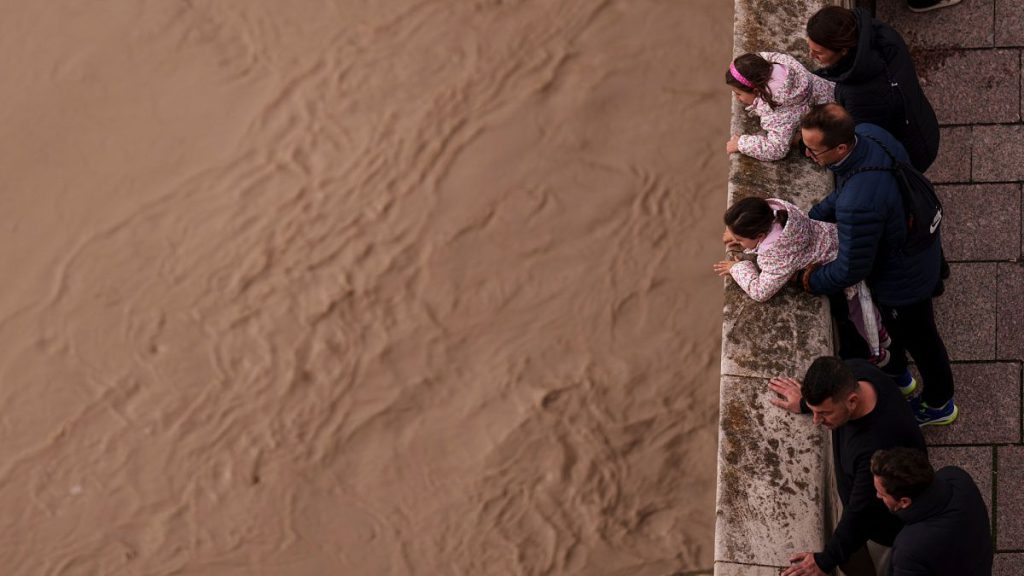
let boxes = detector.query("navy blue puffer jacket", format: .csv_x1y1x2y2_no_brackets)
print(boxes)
808,123,941,306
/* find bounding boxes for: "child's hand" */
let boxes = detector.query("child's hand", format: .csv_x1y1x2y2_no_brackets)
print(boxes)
713,260,737,277
726,134,741,154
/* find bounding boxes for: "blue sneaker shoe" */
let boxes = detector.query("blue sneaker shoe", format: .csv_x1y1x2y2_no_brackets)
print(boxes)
895,369,918,398
916,400,959,427
893,369,923,412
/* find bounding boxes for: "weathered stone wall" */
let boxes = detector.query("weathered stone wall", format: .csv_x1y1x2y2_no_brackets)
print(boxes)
714,1,844,573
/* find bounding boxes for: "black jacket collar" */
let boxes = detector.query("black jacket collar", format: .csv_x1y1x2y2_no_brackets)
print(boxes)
895,477,953,525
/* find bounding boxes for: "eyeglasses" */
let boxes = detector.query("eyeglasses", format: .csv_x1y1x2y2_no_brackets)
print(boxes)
800,140,837,160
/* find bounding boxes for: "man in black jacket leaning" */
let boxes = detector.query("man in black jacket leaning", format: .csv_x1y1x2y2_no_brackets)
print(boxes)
770,356,926,576
871,447,993,575
800,103,957,427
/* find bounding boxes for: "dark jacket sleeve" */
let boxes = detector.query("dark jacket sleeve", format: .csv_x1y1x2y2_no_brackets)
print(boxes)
808,190,838,223
889,549,932,576
808,188,884,295
814,454,880,573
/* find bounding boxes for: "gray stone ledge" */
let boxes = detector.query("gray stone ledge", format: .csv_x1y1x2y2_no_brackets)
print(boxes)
715,375,827,565
715,561,793,576
714,1,839,573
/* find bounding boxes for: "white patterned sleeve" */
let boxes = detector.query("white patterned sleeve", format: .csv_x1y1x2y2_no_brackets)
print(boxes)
729,257,792,302
737,109,796,161
809,73,836,105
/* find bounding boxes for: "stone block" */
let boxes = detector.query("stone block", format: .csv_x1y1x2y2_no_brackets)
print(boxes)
936,184,1021,261
924,363,1021,445
720,284,834,380
728,145,835,210
878,0,994,50
997,446,1024,550
928,446,993,513
998,261,1024,360
973,124,1024,182
934,263,997,361
715,562,787,576
994,553,1024,576
919,49,1020,125
715,375,828,566
926,126,971,183
996,0,1024,47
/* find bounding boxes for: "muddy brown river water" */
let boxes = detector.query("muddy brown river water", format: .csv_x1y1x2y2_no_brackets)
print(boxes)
0,1,731,574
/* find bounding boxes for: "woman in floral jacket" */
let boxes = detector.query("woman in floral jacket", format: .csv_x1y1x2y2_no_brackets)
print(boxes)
713,196,889,365
725,52,835,161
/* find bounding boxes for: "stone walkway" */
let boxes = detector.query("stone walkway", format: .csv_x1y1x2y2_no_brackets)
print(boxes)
873,1,1023,572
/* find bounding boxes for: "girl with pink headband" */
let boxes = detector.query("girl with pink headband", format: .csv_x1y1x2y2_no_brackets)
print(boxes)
726,52,835,161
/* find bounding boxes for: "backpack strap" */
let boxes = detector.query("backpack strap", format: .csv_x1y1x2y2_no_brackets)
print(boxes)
836,134,898,189
861,133,898,164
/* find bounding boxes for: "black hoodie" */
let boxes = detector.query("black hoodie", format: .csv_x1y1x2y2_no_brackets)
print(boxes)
889,466,993,575
816,8,940,172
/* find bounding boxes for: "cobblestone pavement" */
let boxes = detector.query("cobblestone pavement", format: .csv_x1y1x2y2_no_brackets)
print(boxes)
875,1,1024,571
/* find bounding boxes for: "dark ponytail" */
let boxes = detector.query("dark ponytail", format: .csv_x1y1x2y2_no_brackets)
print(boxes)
724,197,788,239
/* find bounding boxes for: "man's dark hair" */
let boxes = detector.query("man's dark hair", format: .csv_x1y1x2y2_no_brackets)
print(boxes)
870,448,935,500
801,356,858,406
801,103,856,148
806,6,859,52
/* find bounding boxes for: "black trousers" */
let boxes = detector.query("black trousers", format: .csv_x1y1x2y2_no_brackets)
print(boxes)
829,293,955,406
876,298,955,407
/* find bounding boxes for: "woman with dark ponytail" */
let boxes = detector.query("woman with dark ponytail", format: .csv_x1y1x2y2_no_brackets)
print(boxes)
805,6,939,172
725,52,834,161
715,196,891,366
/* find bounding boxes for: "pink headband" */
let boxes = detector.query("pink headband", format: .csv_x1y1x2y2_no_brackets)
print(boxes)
729,62,754,89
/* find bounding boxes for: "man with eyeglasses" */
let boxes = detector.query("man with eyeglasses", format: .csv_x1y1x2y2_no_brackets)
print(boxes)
797,103,958,429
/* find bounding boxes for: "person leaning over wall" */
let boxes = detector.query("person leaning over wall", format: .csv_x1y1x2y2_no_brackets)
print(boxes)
805,5,939,172
798,103,958,428
871,447,993,575
724,51,835,161
713,197,892,366
768,356,926,576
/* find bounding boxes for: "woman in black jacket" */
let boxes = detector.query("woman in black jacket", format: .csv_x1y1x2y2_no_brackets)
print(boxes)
805,6,939,172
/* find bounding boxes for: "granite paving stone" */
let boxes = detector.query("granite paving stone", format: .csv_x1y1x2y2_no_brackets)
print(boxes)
996,0,1024,47
998,261,1024,360
878,0,994,50
918,49,1020,125
997,447,1024,550
928,446,993,514
937,184,1021,261
934,263,997,361
926,126,971,183
994,553,1024,576
973,124,1024,182
923,363,1020,445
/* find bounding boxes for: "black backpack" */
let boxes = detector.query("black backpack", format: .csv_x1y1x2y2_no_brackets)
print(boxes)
839,134,943,256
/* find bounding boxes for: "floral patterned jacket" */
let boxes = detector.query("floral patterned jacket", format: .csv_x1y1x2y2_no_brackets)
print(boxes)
737,52,835,161
729,198,838,302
